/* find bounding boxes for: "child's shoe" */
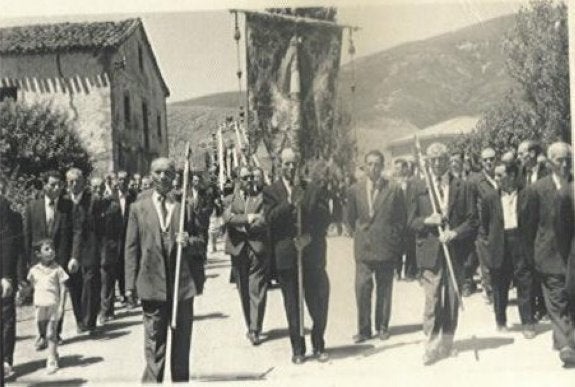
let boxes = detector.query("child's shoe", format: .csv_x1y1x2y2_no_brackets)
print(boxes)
46,359,59,374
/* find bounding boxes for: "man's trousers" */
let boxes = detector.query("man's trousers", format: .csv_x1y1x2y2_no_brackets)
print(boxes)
141,298,194,383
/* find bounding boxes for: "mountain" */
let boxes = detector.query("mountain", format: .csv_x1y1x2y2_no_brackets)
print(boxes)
168,13,516,160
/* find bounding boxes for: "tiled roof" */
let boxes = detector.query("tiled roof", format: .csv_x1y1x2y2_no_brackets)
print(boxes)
0,18,140,54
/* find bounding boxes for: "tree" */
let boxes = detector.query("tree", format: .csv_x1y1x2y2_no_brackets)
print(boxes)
0,99,93,210
450,0,569,156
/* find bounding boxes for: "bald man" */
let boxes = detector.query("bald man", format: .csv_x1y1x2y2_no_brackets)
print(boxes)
525,142,575,366
263,148,331,364
68,169,109,335
408,142,478,365
125,158,206,382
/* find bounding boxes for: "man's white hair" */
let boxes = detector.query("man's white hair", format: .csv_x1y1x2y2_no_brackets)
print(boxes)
66,167,83,180
547,142,572,159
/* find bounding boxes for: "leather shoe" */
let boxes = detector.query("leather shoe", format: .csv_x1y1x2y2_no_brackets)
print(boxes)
247,332,261,346
352,334,370,344
377,330,391,341
522,326,536,340
559,346,575,366
423,351,439,366
291,355,305,365
314,350,329,362
35,336,47,351
496,324,509,333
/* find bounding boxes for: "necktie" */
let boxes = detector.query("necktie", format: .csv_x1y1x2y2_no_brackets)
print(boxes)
159,195,168,225
47,199,55,234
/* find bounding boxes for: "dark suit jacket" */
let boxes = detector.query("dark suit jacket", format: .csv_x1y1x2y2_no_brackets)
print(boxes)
24,195,74,268
0,197,20,282
518,164,550,189
408,175,478,270
565,183,575,301
263,180,331,271
525,176,574,275
223,188,267,256
71,191,107,268
112,190,136,259
99,197,124,266
478,188,529,269
346,177,406,263
124,194,206,302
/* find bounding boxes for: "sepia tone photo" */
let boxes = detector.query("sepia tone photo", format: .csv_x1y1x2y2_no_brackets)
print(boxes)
0,0,573,385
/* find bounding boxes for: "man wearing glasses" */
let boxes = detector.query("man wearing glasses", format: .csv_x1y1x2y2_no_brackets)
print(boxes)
223,166,269,345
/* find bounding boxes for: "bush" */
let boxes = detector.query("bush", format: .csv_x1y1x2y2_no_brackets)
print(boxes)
450,0,569,156
0,99,93,210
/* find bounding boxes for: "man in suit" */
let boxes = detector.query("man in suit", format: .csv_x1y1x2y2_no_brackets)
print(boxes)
566,182,575,319
479,163,536,338
451,152,478,298
125,157,206,382
408,142,478,365
67,169,107,335
1,177,21,379
263,148,331,364
113,171,136,308
525,142,575,366
471,147,499,303
518,140,550,322
23,171,74,347
518,140,549,187
98,173,127,324
223,165,268,345
347,151,406,344
392,158,416,281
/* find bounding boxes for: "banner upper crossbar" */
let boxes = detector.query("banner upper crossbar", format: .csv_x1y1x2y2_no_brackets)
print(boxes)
230,9,360,31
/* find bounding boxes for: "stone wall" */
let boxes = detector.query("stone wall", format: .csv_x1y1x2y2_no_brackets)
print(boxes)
5,74,113,175
110,25,169,175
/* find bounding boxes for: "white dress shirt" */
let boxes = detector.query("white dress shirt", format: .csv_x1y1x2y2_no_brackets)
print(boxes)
366,178,380,218
500,190,518,230
552,174,563,191
282,177,293,204
152,191,175,232
118,190,127,216
70,191,84,205
44,195,57,226
436,173,450,216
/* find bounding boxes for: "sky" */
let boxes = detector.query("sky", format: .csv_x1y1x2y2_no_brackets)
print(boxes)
0,0,530,103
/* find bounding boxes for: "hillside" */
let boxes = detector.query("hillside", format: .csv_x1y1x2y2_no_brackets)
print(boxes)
168,13,516,159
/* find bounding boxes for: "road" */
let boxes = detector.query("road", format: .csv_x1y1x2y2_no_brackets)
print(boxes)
7,235,574,386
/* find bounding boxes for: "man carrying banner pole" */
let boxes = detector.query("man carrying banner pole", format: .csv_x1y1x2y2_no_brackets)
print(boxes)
263,148,331,364
408,141,477,366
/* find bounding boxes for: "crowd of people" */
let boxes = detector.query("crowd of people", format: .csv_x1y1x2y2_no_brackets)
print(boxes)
0,137,574,383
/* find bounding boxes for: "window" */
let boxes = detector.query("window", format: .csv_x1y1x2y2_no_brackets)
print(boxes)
142,101,149,150
0,87,17,102
156,113,162,143
124,93,131,129
138,45,144,72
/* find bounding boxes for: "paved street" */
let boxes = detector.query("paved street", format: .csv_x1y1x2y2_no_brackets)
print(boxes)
7,235,575,386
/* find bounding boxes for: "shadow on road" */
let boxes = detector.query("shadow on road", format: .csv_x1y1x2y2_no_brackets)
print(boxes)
509,322,551,335
362,340,423,358
454,336,514,353
16,334,36,342
389,324,423,336
101,319,142,332
194,312,229,321
261,328,312,343
63,330,130,345
191,367,274,382
27,378,89,386
327,344,374,360
14,355,103,378
206,273,220,279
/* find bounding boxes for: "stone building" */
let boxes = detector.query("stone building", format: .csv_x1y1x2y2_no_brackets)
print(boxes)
0,18,170,175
